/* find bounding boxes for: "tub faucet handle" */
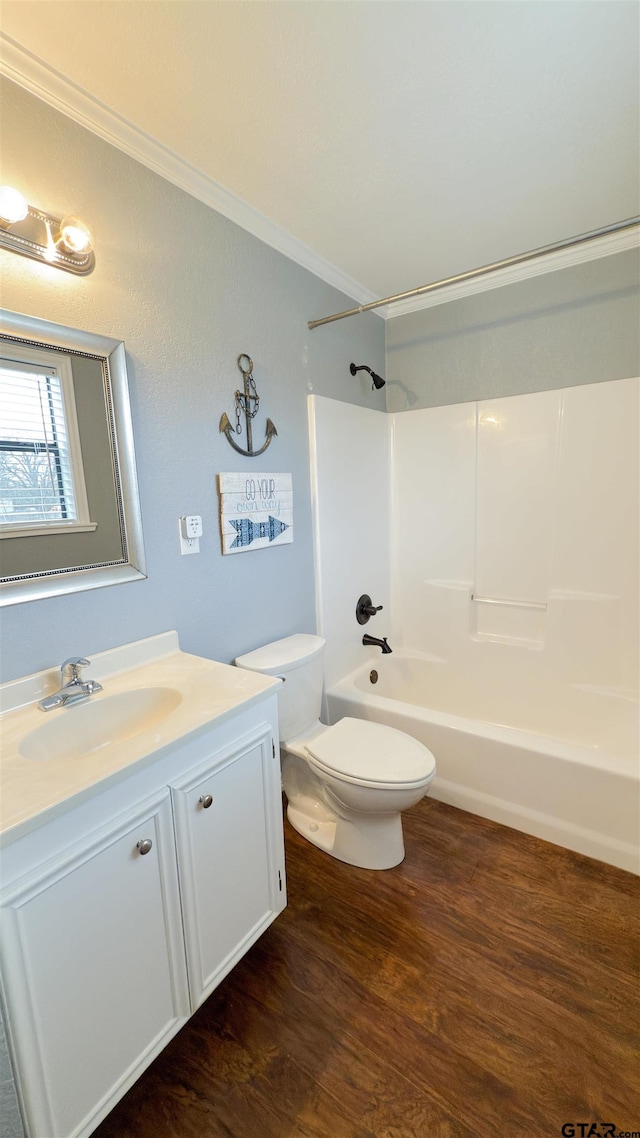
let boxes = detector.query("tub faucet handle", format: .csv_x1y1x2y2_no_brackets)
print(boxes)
356,594,384,625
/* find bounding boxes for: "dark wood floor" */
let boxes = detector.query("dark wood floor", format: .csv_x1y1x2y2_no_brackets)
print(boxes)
94,799,640,1138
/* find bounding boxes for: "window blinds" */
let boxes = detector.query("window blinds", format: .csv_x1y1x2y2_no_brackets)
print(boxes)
0,361,78,527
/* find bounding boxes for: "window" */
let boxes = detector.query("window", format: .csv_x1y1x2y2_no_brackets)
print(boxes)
0,345,95,538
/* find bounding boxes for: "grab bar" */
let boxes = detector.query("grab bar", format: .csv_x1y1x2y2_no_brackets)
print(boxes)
471,595,547,611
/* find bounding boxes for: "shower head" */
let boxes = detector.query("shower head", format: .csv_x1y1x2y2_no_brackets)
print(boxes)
350,362,385,391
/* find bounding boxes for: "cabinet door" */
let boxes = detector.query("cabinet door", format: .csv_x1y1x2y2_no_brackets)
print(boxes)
0,790,189,1138
172,726,285,1009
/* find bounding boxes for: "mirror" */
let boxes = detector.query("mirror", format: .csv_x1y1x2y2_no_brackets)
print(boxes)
0,309,146,605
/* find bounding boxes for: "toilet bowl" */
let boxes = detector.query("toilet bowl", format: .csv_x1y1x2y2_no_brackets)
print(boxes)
235,634,436,870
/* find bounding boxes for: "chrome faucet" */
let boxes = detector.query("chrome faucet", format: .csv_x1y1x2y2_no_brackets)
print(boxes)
362,634,393,655
38,657,103,712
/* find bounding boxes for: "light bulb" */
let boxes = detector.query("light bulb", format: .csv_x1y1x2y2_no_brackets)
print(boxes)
57,215,94,254
0,186,28,227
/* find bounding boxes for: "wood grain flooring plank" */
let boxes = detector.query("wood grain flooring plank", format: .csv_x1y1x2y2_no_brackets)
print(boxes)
281,816,639,1125
242,919,555,1137
95,985,378,1138
93,799,639,1138
216,952,477,1138
284,904,637,1117
284,828,639,1049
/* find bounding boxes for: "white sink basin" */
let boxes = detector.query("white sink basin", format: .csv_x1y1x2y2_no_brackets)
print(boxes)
0,632,280,841
19,687,182,762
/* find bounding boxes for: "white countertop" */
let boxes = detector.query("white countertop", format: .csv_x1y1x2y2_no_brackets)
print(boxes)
0,633,278,844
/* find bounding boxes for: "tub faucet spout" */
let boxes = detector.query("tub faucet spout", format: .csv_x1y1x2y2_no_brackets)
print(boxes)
362,634,392,654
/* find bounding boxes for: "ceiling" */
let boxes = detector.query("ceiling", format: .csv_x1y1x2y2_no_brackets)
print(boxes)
1,1,639,303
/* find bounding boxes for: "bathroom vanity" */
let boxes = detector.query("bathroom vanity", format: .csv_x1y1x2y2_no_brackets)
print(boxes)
0,634,286,1138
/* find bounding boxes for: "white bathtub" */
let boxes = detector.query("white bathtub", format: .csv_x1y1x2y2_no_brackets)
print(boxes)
326,656,640,874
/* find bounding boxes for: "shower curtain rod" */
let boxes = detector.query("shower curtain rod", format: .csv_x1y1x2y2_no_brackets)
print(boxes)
307,216,640,329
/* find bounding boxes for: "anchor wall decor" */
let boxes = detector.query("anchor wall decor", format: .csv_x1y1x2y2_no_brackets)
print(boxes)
219,353,278,457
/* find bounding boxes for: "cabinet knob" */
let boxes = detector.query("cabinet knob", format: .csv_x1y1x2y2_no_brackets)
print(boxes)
136,838,153,855
199,794,213,809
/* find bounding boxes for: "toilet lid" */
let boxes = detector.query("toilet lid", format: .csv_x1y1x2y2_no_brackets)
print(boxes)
305,717,435,787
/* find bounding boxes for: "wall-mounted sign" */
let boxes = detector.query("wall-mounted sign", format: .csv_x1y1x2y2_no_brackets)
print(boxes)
218,473,293,555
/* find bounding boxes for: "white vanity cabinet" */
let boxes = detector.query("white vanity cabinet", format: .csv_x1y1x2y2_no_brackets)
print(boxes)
0,687,285,1138
0,791,190,1138
171,725,284,1008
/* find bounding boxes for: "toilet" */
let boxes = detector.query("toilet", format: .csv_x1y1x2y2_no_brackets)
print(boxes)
235,634,436,870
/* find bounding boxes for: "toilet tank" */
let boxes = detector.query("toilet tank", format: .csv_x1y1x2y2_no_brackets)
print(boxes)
235,634,326,741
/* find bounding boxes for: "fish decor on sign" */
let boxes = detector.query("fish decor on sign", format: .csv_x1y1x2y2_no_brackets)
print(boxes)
219,353,278,457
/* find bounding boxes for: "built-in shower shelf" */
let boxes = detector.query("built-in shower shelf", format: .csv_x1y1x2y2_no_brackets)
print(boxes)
471,595,548,610
471,593,547,647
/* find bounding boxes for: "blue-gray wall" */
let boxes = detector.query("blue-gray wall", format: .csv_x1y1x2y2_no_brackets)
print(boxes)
0,1013,22,1138
385,249,639,411
0,77,384,684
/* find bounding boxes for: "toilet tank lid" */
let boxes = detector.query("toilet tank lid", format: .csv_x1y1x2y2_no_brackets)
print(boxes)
235,633,326,674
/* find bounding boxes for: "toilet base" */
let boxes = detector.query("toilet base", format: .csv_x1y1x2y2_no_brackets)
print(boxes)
286,799,406,870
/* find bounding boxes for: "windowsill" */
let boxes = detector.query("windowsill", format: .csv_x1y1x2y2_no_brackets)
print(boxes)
0,522,98,540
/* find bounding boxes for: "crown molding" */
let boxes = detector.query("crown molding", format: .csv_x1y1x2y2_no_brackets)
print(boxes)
0,34,380,314
2,34,637,325
383,226,639,319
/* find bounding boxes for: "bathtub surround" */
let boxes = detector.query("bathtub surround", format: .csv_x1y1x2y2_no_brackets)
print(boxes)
308,397,391,697
310,379,639,871
390,378,639,695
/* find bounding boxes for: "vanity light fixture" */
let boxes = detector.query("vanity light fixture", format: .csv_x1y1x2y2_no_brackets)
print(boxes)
0,186,95,275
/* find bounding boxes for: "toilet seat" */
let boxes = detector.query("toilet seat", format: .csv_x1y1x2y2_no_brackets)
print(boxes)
305,717,435,790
